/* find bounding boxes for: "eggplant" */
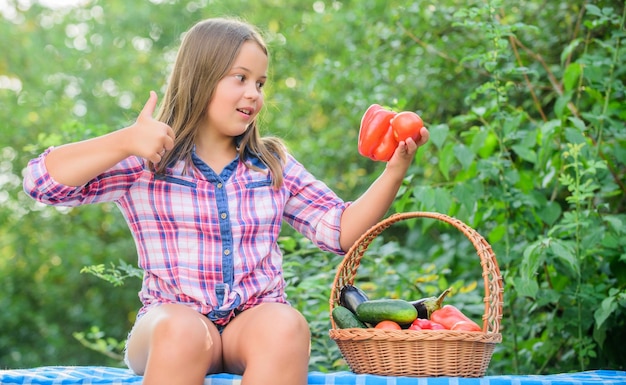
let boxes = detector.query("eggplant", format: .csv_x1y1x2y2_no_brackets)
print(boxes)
410,287,451,319
339,284,370,314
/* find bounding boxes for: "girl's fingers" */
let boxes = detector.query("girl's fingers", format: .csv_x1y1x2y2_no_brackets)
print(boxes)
140,91,158,119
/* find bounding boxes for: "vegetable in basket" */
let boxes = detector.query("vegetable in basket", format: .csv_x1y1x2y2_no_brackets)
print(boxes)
339,284,369,314
430,304,482,332
410,287,451,319
332,305,367,329
408,318,446,330
356,298,418,325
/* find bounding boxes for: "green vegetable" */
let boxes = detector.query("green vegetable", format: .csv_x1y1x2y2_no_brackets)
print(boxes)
339,284,369,314
356,299,418,325
410,287,451,319
332,305,367,329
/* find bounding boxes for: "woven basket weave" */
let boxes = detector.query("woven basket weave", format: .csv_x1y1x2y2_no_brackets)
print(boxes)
329,212,503,377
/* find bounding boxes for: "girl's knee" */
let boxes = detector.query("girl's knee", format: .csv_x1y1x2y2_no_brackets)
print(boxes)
153,306,219,353
280,307,310,339
255,304,311,347
221,303,310,375
128,304,223,373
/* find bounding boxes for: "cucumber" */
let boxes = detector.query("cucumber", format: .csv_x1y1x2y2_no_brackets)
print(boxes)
332,305,367,329
356,299,418,325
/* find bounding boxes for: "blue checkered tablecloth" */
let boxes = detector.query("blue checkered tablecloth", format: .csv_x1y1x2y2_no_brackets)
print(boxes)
0,366,624,385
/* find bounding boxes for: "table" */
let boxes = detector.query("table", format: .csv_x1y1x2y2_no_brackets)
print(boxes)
0,366,624,385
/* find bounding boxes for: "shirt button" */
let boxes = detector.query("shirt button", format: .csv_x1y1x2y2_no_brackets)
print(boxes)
217,183,223,188
224,249,230,256
220,212,227,219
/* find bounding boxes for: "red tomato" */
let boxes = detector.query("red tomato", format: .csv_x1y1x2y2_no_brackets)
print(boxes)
391,111,423,142
408,323,421,331
375,320,402,330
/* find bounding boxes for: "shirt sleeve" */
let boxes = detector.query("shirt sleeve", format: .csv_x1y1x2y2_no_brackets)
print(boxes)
23,146,145,207
282,153,350,255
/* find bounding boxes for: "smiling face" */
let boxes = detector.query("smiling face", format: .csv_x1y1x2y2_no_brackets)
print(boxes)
206,41,268,140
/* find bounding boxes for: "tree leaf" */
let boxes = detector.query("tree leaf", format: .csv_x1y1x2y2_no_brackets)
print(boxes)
513,276,539,299
549,239,580,277
454,143,475,170
438,142,456,180
511,144,537,163
594,296,617,328
428,123,450,149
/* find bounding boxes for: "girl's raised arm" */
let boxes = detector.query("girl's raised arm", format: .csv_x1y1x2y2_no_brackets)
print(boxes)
338,127,429,251
44,91,174,187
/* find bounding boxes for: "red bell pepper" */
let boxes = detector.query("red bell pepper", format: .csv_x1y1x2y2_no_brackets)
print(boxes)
408,318,446,331
358,104,424,162
430,305,482,332
358,104,397,161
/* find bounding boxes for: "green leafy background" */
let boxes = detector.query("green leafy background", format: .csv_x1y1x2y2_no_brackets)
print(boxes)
1,0,624,375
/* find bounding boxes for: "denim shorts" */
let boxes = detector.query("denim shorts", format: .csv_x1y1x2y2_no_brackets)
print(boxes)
215,308,243,334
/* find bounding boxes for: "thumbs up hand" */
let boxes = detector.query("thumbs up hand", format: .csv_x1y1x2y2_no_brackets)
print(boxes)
126,91,175,164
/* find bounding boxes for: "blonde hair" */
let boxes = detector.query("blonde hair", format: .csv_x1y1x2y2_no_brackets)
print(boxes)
154,17,286,187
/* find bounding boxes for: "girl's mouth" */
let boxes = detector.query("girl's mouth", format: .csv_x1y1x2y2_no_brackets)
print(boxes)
237,108,252,116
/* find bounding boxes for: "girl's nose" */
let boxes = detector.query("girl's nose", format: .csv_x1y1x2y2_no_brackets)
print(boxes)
244,84,261,100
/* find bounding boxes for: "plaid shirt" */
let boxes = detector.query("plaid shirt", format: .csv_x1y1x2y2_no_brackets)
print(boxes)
24,147,347,325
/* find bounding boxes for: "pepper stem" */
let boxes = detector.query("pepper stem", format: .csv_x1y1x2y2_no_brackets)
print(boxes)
435,287,452,308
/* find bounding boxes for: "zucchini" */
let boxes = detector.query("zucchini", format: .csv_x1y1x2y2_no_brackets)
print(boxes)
356,299,418,325
332,305,367,329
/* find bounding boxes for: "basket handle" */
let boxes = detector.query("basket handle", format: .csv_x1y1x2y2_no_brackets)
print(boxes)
329,211,503,334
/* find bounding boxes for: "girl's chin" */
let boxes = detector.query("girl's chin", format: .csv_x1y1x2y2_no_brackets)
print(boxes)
226,128,250,139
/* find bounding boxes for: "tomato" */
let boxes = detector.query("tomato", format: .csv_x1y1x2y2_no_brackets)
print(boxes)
375,320,402,330
391,111,423,143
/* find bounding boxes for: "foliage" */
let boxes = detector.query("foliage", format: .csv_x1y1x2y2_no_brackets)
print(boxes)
386,0,626,373
1,0,624,375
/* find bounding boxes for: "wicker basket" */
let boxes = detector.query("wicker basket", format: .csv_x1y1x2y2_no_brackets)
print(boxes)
329,212,503,377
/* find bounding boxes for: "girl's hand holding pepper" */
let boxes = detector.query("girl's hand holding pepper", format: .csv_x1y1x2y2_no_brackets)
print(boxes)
338,107,429,251
357,104,429,163
386,128,429,175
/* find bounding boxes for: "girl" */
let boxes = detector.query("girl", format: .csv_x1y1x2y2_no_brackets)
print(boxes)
23,17,429,385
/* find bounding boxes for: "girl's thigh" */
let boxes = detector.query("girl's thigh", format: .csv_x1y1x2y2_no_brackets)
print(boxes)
220,302,311,375
125,303,223,375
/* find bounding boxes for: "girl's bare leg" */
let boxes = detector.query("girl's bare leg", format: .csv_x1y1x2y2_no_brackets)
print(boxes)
125,303,223,385
221,302,310,385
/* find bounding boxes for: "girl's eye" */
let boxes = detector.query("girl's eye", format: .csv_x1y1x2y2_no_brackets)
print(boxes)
233,74,265,90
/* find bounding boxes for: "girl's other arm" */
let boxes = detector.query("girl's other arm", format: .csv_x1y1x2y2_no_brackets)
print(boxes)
45,91,174,187
339,127,429,251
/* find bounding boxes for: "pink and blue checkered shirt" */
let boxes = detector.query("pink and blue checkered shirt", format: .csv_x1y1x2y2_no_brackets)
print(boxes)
24,147,347,325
